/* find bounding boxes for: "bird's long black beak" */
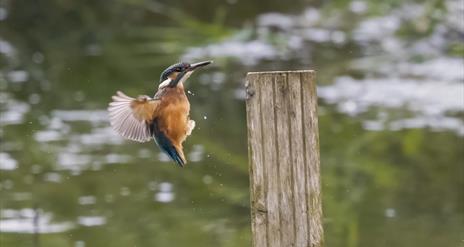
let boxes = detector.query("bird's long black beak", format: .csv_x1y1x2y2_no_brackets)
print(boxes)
189,60,213,71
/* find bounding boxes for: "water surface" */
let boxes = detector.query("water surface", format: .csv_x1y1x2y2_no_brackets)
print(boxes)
1,0,463,246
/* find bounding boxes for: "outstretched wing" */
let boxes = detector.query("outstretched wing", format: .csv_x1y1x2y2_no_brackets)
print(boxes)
108,91,159,142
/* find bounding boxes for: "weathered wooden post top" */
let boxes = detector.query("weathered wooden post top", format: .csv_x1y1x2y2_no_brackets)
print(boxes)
245,70,323,247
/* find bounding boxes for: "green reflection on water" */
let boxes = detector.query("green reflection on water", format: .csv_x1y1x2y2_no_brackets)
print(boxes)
1,0,463,247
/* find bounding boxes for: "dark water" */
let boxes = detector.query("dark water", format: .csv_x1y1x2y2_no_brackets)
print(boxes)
1,0,463,246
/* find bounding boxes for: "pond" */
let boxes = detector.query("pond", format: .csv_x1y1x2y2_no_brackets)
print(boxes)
1,0,463,246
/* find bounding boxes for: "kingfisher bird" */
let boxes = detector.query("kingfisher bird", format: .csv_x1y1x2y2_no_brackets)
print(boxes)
108,61,212,167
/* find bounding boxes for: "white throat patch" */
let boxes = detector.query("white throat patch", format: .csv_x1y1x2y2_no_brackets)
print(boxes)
158,78,171,89
158,71,194,89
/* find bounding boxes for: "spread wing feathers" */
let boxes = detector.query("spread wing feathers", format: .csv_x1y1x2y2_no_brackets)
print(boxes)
108,91,158,142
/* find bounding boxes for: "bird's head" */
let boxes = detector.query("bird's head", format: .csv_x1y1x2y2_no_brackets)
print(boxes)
159,61,212,88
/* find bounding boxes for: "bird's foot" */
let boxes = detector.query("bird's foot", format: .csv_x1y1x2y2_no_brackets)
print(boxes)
186,120,195,136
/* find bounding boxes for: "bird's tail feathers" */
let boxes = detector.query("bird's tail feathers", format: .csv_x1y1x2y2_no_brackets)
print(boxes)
166,145,186,167
151,121,186,167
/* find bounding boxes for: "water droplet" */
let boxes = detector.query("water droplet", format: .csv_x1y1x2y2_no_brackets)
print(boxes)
203,115,207,120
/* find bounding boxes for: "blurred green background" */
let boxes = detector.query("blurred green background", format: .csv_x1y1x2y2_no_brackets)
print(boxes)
0,0,463,246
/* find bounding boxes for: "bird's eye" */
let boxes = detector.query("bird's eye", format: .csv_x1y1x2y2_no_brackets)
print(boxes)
176,68,182,72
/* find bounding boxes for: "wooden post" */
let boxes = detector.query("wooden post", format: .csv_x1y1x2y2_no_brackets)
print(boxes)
245,70,323,247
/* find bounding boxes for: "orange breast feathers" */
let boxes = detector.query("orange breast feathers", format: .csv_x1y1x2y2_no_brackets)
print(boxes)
156,88,191,147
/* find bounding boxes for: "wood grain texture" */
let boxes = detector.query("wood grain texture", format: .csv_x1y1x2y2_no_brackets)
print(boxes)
301,72,324,247
246,70,323,247
246,73,267,247
288,72,309,247
260,73,281,247
274,73,295,247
